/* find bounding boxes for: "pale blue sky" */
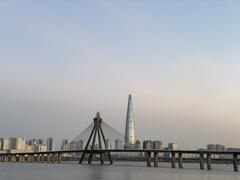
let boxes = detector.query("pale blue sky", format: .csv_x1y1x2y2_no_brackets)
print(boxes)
0,1,240,149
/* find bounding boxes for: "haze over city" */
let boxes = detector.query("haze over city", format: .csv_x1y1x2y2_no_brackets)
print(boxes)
0,1,240,149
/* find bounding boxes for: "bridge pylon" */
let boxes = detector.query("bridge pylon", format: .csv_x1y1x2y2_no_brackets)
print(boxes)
79,112,113,164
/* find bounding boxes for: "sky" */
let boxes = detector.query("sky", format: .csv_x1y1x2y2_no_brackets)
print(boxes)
0,0,240,149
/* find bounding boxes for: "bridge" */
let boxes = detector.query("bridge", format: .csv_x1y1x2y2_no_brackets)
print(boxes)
0,112,239,172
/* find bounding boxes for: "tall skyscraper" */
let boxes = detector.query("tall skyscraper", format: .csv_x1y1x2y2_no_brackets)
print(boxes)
124,94,135,147
47,137,54,151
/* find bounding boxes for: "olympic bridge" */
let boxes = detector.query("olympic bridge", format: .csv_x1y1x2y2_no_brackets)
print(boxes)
0,112,239,172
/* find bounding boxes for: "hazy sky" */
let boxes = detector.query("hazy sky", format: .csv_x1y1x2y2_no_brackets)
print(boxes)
0,1,240,149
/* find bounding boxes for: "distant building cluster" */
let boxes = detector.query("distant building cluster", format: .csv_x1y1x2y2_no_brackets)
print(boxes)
207,144,225,151
0,137,54,153
61,139,166,151
61,139,84,151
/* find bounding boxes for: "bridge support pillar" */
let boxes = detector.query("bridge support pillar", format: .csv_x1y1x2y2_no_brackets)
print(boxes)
200,154,204,170
7,155,11,162
154,152,158,167
58,154,62,163
15,155,19,162
4,156,7,162
41,155,44,163
21,155,25,162
32,155,36,162
52,154,55,163
5,155,10,162
171,152,176,168
207,154,211,170
14,155,18,162
5,156,8,162
146,152,151,167
10,155,15,162
27,155,32,162
23,155,26,162
5,156,8,161
36,155,41,163
19,155,23,162
31,155,34,162
24,155,28,162
47,154,51,163
17,155,21,162
6,156,9,162
233,154,238,171
7,156,11,162
6,155,9,162
2,156,5,162
38,155,42,162
178,153,183,168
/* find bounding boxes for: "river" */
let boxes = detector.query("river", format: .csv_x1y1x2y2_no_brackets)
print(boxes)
0,161,239,180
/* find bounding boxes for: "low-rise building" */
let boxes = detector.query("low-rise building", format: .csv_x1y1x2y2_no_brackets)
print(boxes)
153,141,163,150
207,144,225,151
143,140,152,149
168,143,178,150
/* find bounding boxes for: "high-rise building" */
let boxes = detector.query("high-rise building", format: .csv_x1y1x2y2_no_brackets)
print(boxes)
1,138,10,150
37,139,44,145
69,141,77,150
115,139,124,149
28,139,37,146
124,94,135,148
0,137,26,151
47,137,54,151
105,139,112,149
135,140,141,149
61,139,69,151
0,138,3,150
28,139,43,145
76,140,84,150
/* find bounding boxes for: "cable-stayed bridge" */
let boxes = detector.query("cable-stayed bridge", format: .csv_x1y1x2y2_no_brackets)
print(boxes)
72,113,138,151
0,112,240,172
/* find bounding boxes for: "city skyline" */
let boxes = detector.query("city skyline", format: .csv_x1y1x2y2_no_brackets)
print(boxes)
0,1,240,149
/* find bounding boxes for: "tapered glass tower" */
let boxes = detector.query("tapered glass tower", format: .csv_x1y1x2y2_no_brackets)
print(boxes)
124,94,135,147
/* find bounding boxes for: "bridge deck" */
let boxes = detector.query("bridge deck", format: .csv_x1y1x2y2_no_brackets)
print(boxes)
0,149,240,155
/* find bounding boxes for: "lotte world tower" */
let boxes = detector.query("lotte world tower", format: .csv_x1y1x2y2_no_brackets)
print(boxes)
124,94,136,148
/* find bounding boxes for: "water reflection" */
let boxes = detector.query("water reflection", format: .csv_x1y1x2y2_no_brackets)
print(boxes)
0,162,239,180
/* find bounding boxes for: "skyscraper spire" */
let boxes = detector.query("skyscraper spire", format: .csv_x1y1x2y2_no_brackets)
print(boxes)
124,94,135,147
